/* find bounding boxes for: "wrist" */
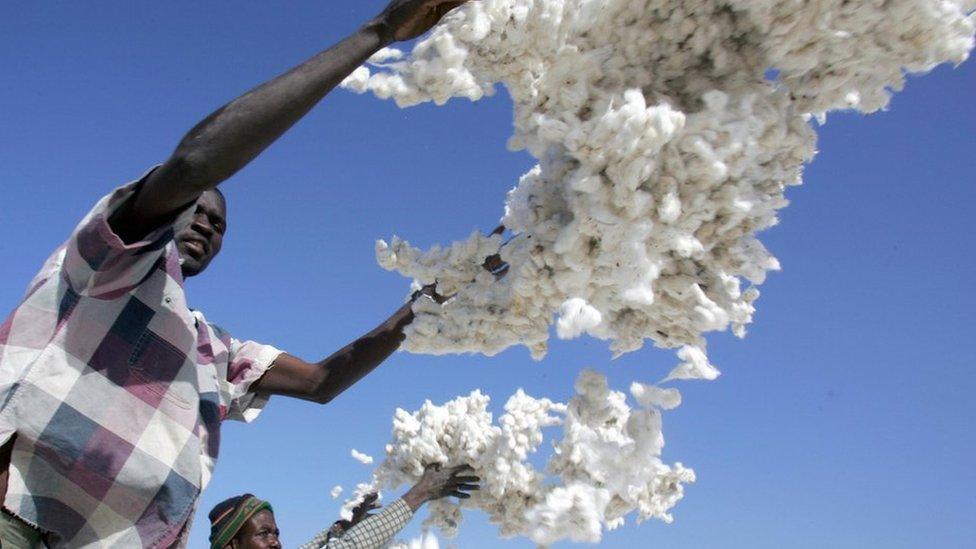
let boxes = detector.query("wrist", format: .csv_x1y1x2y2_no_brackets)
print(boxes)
402,488,427,512
362,17,394,47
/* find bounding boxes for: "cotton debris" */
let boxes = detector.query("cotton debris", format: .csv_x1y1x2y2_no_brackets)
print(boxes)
350,0,975,374
388,532,441,549
352,449,375,465
345,371,693,544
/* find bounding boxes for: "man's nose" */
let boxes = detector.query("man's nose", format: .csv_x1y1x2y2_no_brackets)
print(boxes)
191,214,214,236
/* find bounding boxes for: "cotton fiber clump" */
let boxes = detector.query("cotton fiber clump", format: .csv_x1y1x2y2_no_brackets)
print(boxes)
345,371,692,544
352,449,375,465
389,532,440,549
354,0,975,373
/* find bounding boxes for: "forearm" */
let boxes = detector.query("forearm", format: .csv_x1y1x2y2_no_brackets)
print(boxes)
172,22,389,189
312,301,414,403
401,486,427,512
320,499,413,549
257,300,416,403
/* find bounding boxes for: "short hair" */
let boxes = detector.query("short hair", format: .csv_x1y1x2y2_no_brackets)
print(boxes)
207,186,227,206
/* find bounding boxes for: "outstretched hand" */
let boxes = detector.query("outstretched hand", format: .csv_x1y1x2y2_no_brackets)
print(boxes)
403,463,480,511
328,492,381,538
372,0,471,43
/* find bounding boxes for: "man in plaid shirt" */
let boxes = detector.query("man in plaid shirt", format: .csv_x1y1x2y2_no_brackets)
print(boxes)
0,1,470,546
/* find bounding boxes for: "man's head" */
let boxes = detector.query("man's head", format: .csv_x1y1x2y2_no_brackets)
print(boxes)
176,188,226,278
209,494,280,549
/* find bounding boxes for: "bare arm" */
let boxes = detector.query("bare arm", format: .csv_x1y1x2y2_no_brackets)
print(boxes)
111,0,470,242
254,300,415,404
254,283,449,403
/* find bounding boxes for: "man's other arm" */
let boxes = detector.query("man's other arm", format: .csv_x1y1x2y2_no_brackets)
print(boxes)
253,299,415,404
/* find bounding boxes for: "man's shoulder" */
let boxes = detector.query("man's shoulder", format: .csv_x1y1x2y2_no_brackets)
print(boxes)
190,309,233,341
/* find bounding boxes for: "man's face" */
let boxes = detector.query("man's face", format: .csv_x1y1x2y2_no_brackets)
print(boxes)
175,190,226,278
230,510,281,549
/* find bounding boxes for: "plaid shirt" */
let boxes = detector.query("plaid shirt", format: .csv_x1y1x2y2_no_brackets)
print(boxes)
0,171,282,547
298,499,414,549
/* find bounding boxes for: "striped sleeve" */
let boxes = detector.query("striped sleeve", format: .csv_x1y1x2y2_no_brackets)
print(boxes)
298,499,414,549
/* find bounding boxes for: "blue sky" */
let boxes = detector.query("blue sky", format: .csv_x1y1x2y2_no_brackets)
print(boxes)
1,2,973,548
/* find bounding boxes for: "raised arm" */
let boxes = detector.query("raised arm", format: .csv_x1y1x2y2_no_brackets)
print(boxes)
111,0,470,242
298,465,478,549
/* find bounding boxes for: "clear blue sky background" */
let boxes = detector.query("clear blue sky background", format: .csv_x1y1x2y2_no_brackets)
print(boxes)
2,3,974,548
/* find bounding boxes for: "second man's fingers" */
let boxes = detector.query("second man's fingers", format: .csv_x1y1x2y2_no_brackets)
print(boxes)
455,483,480,491
450,490,471,499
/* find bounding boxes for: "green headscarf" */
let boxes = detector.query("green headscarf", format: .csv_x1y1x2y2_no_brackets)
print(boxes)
208,494,274,549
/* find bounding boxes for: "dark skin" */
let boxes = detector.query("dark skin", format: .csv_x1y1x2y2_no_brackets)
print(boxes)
229,510,281,549
0,0,471,506
112,0,472,403
228,465,478,548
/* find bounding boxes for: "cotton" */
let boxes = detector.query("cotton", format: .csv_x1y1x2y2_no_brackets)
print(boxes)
346,371,691,544
352,0,974,373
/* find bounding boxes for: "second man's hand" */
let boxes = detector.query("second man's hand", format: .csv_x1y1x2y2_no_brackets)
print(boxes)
402,464,480,512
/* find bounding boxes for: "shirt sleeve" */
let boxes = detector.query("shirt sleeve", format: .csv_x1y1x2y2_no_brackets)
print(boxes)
298,499,414,549
62,166,196,299
299,498,413,549
222,336,284,423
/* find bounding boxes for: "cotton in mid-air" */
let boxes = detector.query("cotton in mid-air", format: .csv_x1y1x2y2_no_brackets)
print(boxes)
342,0,974,543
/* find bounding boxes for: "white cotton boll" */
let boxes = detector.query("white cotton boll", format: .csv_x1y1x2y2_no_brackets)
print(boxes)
702,89,729,111
368,47,404,64
375,239,397,270
351,449,374,465
556,298,602,339
416,531,441,549
630,382,682,410
570,173,602,193
667,346,721,381
456,7,492,41
622,284,655,307
330,485,343,499
340,66,371,93
658,191,682,223
671,234,705,258
526,484,609,544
